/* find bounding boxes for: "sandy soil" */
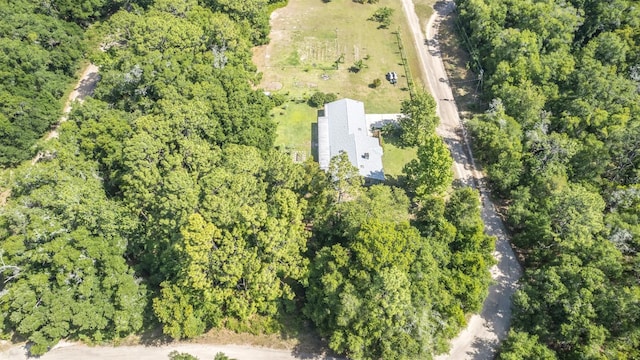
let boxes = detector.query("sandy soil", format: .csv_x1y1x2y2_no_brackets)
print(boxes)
46,63,100,140
0,341,339,360
399,0,523,358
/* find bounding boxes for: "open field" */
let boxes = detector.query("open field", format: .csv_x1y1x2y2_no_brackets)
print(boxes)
254,0,431,173
271,101,317,162
254,0,412,113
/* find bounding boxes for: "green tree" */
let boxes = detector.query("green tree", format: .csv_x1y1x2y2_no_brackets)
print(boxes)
468,99,523,195
328,152,364,203
214,353,237,360
404,135,453,197
512,261,619,358
168,350,199,360
153,283,207,340
0,2,86,166
0,155,145,355
498,331,557,360
453,0,640,357
369,7,394,29
152,146,310,338
308,91,337,108
443,187,495,312
201,0,271,45
399,91,439,146
349,59,367,73
305,220,443,360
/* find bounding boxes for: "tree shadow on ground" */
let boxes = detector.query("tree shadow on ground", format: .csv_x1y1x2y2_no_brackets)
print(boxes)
380,129,404,148
432,0,487,116
384,174,408,188
466,336,500,360
275,300,345,360
311,122,318,162
138,324,174,347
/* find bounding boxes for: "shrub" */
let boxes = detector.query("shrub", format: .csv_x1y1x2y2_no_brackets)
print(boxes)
270,93,286,106
308,92,326,108
308,92,337,108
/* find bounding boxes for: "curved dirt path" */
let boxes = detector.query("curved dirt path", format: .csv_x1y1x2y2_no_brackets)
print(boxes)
30,63,100,164
47,63,100,140
399,0,523,358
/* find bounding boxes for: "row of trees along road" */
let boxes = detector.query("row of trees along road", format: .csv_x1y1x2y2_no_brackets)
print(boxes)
456,0,640,358
0,1,494,359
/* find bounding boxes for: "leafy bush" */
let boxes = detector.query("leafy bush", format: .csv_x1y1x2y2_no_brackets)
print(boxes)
270,92,287,107
308,92,337,108
369,7,394,28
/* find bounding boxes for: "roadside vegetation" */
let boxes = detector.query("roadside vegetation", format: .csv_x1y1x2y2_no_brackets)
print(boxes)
453,0,640,358
0,1,497,359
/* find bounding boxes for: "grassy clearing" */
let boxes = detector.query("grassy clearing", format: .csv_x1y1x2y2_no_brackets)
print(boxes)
381,132,417,178
255,0,421,158
273,101,317,155
383,142,417,178
256,0,413,107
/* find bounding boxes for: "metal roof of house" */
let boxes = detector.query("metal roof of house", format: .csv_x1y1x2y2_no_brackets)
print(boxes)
317,99,385,181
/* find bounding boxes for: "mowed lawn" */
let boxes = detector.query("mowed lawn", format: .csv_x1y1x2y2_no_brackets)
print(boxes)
383,141,417,178
255,0,423,173
272,102,317,155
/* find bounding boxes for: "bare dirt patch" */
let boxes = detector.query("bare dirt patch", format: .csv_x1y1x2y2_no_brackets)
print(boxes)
0,189,10,206
265,81,284,91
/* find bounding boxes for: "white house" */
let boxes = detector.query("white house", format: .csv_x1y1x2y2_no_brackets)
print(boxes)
317,98,400,181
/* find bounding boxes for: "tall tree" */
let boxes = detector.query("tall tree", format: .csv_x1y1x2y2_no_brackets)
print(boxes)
404,135,453,197
399,91,439,147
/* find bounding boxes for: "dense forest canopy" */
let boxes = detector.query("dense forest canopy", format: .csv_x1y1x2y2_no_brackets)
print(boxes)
0,0,86,166
4,0,640,358
457,0,640,358
0,1,496,359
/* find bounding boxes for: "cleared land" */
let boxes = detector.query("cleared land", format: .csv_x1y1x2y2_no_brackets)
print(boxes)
253,0,426,175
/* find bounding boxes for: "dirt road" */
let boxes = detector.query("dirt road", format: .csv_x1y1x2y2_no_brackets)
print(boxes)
0,341,338,360
29,63,100,165
399,0,523,358
47,63,100,140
